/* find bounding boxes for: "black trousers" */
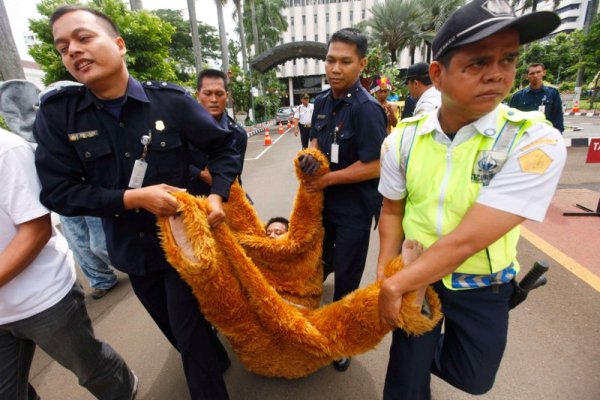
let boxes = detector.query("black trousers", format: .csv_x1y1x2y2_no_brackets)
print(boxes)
322,220,371,301
299,125,311,149
129,268,230,400
383,280,514,400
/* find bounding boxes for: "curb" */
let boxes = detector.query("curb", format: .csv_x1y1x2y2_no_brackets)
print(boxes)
564,111,599,117
244,119,276,137
564,137,600,148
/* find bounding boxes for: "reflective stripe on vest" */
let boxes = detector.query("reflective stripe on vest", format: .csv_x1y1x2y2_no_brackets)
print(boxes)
396,106,546,290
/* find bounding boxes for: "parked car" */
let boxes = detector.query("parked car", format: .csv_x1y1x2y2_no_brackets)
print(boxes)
276,107,295,123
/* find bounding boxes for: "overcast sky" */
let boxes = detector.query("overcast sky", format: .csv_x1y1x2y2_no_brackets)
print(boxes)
6,0,237,61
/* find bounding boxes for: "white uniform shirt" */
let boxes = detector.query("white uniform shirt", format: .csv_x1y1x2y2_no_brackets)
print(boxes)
414,86,441,116
379,107,567,222
0,131,75,324
294,103,314,125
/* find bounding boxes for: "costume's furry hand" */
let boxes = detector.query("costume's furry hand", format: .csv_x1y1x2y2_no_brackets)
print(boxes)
298,154,320,176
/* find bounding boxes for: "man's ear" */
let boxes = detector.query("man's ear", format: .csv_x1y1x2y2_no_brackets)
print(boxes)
116,36,126,57
359,57,367,72
430,61,443,90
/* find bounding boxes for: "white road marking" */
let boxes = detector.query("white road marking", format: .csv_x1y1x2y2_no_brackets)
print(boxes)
245,128,292,160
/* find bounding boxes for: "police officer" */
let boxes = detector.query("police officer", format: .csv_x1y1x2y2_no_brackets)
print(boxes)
293,93,314,149
300,27,387,372
510,63,565,133
377,1,566,399
189,68,248,196
33,6,240,400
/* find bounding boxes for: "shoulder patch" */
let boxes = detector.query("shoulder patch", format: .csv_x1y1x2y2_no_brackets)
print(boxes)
142,80,187,94
40,84,84,105
518,149,553,174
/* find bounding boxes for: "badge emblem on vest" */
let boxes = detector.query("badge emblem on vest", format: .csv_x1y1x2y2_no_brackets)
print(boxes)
472,150,507,186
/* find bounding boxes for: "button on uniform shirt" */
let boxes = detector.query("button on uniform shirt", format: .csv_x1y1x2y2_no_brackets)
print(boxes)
309,81,387,229
294,103,314,125
33,77,241,276
509,85,564,132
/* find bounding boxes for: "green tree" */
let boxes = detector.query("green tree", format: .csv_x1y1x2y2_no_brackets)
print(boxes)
366,0,422,64
151,8,220,84
232,0,248,71
419,0,464,61
580,16,600,106
29,0,176,85
241,0,288,56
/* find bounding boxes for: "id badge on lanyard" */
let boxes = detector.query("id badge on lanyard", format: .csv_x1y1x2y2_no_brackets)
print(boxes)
330,124,342,164
128,132,152,188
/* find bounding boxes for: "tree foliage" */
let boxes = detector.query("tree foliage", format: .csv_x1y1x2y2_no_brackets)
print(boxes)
239,0,288,56
29,0,177,85
151,8,220,84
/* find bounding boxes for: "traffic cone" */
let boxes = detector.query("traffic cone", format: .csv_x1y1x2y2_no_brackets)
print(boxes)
264,130,272,146
573,99,580,113
287,119,291,129
278,122,284,134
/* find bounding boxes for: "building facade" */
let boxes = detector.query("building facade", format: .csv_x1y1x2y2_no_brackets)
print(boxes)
277,0,597,106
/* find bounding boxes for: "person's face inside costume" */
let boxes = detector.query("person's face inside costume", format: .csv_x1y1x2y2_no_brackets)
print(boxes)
197,77,228,119
266,222,288,239
52,10,127,98
431,29,519,125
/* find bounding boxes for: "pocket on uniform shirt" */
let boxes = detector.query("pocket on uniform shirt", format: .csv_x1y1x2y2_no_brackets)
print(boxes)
71,136,116,186
146,132,185,180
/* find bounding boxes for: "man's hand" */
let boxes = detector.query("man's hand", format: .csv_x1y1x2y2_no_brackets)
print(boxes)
298,154,320,176
206,194,225,228
123,184,185,217
378,279,403,328
294,129,299,136
200,169,213,186
304,173,330,192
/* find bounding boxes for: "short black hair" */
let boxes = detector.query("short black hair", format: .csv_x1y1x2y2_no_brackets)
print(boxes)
435,48,457,69
328,28,368,59
197,69,228,92
50,5,120,37
266,217,289,230
528,63,546,71
408,76,432,86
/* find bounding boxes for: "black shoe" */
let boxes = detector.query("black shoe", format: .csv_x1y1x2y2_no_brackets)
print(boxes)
332,357,351,372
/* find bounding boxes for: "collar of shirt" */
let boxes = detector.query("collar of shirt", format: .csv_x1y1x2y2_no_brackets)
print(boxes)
328,80,362,105
418,107,500,146
76,76,150,112
524,85,547,94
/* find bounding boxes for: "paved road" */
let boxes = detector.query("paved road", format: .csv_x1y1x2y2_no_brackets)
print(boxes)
30,125,600,400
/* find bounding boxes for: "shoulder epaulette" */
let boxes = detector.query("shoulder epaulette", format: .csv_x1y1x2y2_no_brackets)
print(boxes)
141,80,187,94
40,84,84,105
401,113,428,124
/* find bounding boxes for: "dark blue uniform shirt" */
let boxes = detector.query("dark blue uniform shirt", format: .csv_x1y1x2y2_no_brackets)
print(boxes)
309,80,386,229
188,112,248,195
509,85,564,132
33,77,241,276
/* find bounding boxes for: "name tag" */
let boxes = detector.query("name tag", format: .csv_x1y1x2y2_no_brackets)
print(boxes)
128,159,148,188
330,143,339,164
68,130,99,142
317,114,327,120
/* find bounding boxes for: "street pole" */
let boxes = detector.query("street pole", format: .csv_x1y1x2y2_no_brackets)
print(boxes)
187,0,202,77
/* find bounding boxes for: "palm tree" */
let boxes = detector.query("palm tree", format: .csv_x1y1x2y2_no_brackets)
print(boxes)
242,0,288,55
0,0,25,80
366,0,422,64
419,0,465,61
215,0,229,73
232,0,248,71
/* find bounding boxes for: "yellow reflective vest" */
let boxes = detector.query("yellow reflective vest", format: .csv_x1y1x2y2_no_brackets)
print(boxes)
394,105,547,289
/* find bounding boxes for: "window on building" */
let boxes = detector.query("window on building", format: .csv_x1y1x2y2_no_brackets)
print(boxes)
315,34,318,41
303,35,307,41
292,36,295,42
556,4,580,14
361,9,366,19
304,59,308,65
291,16,294,26
337,11,341,21
561,16,578,23
350,10,353,21
314,14,317,23
326,12,329,22
326,33,330,41
302,15,306,24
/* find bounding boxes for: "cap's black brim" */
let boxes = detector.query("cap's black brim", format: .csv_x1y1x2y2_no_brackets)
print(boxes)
453,11,561,49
